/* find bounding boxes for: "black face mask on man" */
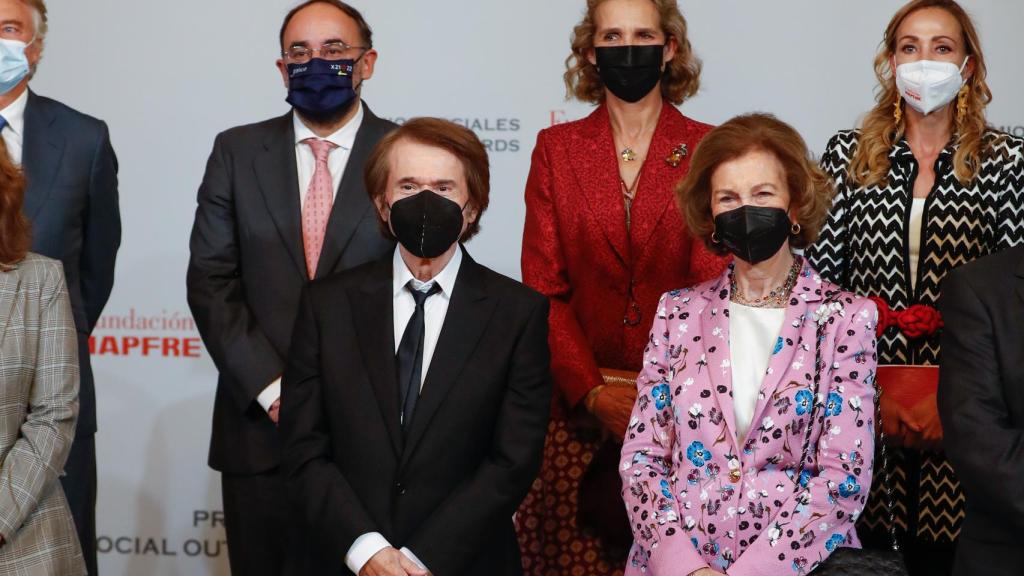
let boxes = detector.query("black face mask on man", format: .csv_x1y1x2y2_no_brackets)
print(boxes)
713,205,792,265
595,44,665,103
388,190,466,259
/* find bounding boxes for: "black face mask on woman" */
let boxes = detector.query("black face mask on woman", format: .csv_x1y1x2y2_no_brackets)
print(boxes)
595,44,665,103
388,190,466,259
713,205,792,265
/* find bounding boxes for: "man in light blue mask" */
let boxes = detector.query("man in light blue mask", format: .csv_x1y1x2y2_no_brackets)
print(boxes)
0,1,121,575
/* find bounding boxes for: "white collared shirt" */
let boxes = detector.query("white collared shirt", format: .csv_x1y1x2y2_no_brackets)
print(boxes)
293,102,363,207
391,244,462,390
344,246,462,575
0,89,29,165
254,103,366,413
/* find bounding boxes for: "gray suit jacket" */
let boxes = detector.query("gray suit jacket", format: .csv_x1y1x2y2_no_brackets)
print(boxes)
0,253,84,575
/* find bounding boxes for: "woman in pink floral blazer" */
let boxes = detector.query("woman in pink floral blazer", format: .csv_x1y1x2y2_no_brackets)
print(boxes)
620,114,878,576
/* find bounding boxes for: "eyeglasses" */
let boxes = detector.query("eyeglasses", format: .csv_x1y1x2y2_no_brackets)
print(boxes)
283,41,367,64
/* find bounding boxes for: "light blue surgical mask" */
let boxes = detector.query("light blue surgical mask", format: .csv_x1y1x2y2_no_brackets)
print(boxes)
0,38,32,95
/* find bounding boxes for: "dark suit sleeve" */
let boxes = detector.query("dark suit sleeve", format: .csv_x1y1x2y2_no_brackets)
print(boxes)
407,296,551,575
187,134,284,412
938,271,1024,530
279,284,378,559
80,120,120,331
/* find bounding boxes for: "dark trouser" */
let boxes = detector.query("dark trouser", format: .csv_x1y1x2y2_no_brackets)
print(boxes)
222,468,291,576
61,433,97,576
860,527,956,576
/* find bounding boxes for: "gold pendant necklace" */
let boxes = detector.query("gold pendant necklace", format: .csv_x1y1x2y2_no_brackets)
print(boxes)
621,146,637,162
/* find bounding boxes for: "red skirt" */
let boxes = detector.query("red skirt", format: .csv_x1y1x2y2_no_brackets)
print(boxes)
516,417,626,576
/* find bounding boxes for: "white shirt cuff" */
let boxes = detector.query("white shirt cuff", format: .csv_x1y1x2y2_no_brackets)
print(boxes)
401,546,428,571
256,377,282,413
346,532,391,574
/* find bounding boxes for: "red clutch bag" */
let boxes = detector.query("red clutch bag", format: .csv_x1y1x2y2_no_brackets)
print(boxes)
876,365,939,409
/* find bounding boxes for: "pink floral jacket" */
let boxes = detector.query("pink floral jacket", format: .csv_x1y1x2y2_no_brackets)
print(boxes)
619,262,878,575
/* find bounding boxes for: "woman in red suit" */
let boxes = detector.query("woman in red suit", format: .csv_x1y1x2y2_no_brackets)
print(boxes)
516,1,727,573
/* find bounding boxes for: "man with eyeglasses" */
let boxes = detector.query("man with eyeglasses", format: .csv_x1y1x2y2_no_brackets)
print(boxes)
0,2,120,574
187,1,395,574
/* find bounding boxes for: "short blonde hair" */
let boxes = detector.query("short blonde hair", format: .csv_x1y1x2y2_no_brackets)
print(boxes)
676,114,834,256
564,0,700,105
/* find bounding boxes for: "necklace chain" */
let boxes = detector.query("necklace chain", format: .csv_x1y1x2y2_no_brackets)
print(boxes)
730,257,803,309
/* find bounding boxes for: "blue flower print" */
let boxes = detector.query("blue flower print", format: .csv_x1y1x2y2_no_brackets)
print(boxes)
799,469,812,488
838,474,861,498
686,441,712,467
824,392,844,417
825,533,846,552
702,541,720,556
795,389,813,415
773,336,784,355
691,537,700,550
660,479,674,500
652,384,672,410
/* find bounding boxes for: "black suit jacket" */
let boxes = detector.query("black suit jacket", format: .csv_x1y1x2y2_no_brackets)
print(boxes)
23,91,121,436
280,249,551,576
938,245,1024,576
187,103,396,474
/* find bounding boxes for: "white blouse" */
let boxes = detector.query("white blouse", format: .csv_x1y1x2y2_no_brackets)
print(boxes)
908,198,926,290
729,303,786,441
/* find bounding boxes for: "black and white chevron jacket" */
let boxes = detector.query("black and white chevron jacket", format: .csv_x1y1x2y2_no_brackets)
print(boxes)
806,128,1024,366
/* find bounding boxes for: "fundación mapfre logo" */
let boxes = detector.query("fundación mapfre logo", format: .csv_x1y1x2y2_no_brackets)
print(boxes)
386,116,521,153
89,309,204,359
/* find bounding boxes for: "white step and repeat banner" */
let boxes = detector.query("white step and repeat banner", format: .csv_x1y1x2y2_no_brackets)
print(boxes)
29,1,1024,574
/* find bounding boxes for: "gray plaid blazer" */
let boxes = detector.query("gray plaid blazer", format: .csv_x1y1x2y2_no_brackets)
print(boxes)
0,253,84,575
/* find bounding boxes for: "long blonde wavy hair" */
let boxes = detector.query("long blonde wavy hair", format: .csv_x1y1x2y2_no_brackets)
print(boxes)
563,0,701,105
849,0,991,187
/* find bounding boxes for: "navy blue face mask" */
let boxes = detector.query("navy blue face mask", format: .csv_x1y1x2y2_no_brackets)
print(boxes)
285,57,360,123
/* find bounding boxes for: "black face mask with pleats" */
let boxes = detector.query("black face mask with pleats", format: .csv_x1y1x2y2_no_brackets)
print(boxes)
713,205,791,264
388,191,465,259
595,44,665,103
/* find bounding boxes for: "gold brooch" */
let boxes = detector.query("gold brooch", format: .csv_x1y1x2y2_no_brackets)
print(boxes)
665,143,688,167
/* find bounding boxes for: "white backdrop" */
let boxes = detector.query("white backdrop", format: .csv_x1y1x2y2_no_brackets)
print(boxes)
29,1,1024,574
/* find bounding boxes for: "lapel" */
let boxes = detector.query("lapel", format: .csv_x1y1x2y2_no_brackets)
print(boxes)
399,249,497,470
0,263,18,349
745,261,823,441
315,103,382,278
698,268,740,449
351,257,403,456
21,91,66,221
628,104,699,271
568,105,630,266
254,112,306,278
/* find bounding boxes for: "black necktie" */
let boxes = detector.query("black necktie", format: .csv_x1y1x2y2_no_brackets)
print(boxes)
396,281,442,432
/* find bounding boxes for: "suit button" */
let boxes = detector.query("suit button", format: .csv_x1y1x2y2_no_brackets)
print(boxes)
729,469,741,483
396,482,405,495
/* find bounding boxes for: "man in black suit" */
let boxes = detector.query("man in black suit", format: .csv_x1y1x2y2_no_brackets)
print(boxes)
0,2,120,573
281,117,551,576
938,245,1024,576
187,1,395,573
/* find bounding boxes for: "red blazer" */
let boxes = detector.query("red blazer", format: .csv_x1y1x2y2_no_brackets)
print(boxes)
522,103,728,414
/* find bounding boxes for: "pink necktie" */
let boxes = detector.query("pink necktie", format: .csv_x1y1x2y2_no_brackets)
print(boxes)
302,138,338,279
